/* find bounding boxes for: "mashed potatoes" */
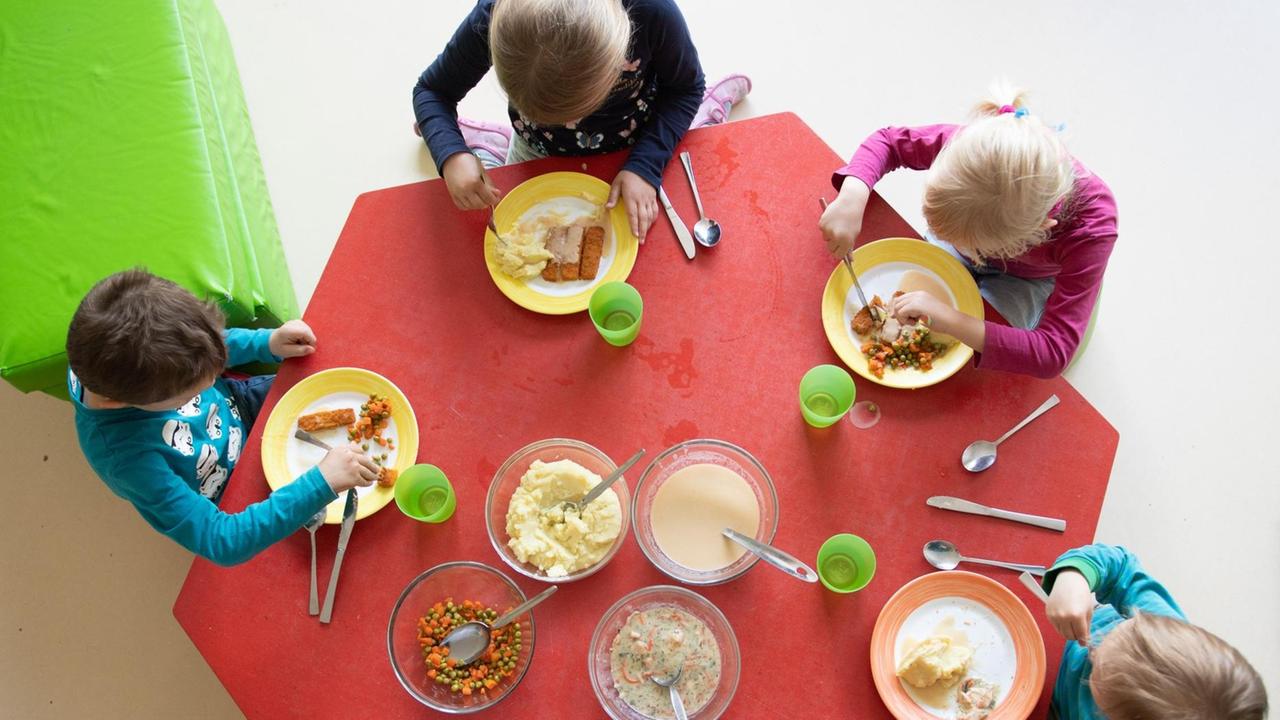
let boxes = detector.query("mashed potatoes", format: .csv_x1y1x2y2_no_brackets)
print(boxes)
896,636,973,689
505,459,622,577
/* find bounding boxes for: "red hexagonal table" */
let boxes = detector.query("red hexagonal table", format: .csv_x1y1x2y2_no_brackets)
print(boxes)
175,113,1117,719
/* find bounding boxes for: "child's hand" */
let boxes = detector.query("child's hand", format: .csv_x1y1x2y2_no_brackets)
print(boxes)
890,291,956,331
317,443,379,493
442,152,502,210
1046,569,1095,647
270,320,317,359
819,179,871,257
607,170,657,241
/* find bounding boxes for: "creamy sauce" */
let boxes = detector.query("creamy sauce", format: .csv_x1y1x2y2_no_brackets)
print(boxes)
609,607,721,719
650,463,760,571
898,269,953,306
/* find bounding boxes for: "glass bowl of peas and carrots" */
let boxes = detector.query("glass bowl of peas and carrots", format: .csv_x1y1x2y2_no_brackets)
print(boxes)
387,561,535,713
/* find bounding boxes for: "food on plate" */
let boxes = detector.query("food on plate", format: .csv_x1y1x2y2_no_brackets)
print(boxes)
417,598,522,697
955,677,1000,720
347,394,394,447
580,225,604,279
896,636,973,689
505,459,622,577
493,220,555,279
854,294,951,379
609,606,721,719
297,408,356,432
651,463,759,572
377,466,399,488
539,223,606,283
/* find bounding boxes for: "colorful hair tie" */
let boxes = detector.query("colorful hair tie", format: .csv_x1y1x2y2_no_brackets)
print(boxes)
998,105,1017,114
1015,107,1030,118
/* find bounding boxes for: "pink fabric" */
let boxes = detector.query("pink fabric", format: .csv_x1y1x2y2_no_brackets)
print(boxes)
832,124,1118,378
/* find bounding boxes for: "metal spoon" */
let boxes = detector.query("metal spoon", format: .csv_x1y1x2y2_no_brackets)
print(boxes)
722,528,818,583
303,508,326,615
678,151,720,248
651,667,688,720
560,449,645,515
923,540,1046,576
962,394,1060,472
440,586,558,666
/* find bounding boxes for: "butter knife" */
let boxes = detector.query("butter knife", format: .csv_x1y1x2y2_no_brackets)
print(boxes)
927,495,1066,532
1019,571,1050,604
319,488,358,623
658,186,696,260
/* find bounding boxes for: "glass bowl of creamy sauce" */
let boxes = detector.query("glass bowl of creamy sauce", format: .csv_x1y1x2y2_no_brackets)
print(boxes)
590,585,740,720
632,439,779,585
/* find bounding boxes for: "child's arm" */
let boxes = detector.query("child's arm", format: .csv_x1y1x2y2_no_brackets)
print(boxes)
412,4,494,175
224,328,278,368
832,125,958,193
617,0,705,190
1044,544,1186,621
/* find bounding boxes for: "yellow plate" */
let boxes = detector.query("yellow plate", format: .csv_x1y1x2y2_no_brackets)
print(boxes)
483,171,640,314
260,367,419,524
821,238,983,389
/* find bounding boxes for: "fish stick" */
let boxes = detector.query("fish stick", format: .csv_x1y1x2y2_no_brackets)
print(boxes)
298,408,356,432
579,226,604,279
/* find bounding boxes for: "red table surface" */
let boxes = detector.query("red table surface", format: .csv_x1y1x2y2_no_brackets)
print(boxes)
175,113,1117,719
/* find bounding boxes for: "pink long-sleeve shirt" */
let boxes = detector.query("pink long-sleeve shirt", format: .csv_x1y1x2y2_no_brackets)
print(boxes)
833,124,1118,378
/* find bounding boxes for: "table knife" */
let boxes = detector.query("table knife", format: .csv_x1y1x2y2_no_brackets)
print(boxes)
319,488,358,623
1019,571,1050,604
927,495,1066,532
659,186,696,260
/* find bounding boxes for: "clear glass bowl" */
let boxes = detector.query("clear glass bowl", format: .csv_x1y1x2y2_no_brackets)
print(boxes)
589,585,741,720
632,439,779,585
485,438,631,583
387,561,535,714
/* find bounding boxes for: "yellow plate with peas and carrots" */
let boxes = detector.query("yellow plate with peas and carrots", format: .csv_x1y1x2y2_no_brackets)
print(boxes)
260,367,419,524
484,171,640,314
821,238,984,390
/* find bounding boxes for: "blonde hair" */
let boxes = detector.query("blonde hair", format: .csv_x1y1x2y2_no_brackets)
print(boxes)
490,0,631,125
923,81,1076,263
1090,613,1268,720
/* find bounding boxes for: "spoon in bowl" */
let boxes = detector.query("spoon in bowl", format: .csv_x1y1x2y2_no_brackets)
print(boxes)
923,540,1046,576
651,667,688,720
679,151,720,248
722,528,818,583
560,449,645,516
961,394,1060,472
439,585,557,666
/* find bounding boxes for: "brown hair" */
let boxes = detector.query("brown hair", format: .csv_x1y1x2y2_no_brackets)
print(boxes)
489,0,631,124
66,269,227,405
1091,613,1268,720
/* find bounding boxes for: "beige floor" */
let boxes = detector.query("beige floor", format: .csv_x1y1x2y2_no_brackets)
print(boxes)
3,1,1278,717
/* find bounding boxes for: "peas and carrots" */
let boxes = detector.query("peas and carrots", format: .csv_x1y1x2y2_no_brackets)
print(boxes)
862,325,949,379
417,598,523,697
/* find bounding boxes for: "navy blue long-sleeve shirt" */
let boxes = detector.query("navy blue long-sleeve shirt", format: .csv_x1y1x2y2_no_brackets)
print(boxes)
413,0,705,189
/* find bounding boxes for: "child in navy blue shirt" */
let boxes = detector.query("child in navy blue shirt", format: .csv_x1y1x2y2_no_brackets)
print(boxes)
413,0,749,239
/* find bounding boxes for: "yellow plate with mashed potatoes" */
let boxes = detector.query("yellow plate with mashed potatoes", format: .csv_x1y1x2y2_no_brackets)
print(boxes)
821,238,984,390
484,172,640,314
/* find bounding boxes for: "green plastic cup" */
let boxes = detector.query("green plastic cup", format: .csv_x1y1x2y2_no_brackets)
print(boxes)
589,281,643,347
799,364,856,427
393,464,456,523
816,533,876,593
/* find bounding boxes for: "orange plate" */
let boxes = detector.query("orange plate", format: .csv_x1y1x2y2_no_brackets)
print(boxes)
869,571,1046,719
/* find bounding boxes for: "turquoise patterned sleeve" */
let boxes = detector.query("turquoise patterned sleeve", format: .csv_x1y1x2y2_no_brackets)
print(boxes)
223,327,279,368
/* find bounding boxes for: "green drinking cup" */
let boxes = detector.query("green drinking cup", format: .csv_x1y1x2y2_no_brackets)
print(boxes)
799,364,856,427
393,464,456,523
816,533,876,593
589,281,643,347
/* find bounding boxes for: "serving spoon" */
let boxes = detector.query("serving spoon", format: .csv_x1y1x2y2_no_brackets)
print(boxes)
439,586,557,665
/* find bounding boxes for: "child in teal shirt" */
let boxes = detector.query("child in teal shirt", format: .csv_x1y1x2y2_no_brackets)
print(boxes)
1043,544,1267,719
67,269,380,566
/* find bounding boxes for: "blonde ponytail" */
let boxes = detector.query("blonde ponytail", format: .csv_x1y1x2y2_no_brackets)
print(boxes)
922,82,1075,262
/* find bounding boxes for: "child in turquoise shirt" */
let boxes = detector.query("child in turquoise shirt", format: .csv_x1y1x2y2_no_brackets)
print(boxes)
1043,544,1267,719
66,269,380,566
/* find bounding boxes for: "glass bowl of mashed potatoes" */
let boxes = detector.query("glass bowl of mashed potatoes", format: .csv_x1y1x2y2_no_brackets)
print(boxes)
485,438,631,583
589,585,741,720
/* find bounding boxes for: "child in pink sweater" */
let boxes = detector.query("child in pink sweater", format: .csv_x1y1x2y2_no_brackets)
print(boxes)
819,84,1117,378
